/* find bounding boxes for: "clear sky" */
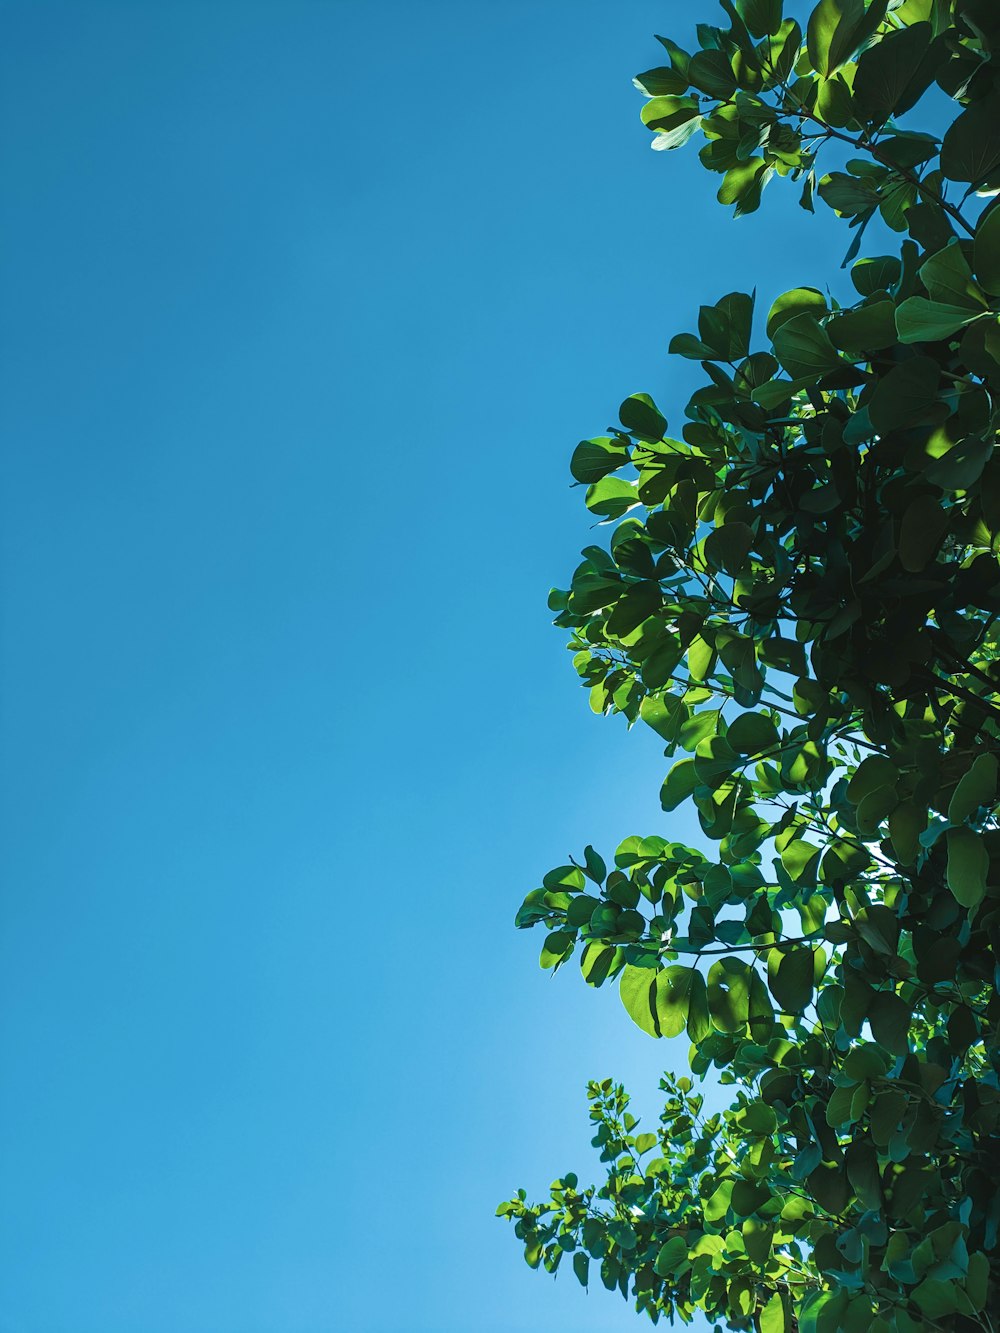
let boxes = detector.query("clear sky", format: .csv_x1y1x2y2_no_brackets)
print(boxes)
0,4,851,1331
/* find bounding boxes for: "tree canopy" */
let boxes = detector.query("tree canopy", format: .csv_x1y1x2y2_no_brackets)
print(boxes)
498,2,1000,1329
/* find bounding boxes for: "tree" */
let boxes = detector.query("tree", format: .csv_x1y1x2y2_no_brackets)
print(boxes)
497,3,1000,1330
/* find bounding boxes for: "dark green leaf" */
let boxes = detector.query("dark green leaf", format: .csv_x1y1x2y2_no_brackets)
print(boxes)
895,297,981,344
718,159,768,216
660,757,699,810
727,711,779,754
633,66,688,97
973,205,1000,296
919,240,987,311
853,23,932,125
941,94,1000,184
570,437,630,484
654,965,696,1037
767,946,814,1013
736,0,783,36
687,967,712,1042
619,393,667,442
540,930,574,969
851,254,900,296
948,752,998,824
771,312,842,378
898,493,947,571
868,356,941,431
869,990,910,1055
653,1235,688,1276
827,299,897,353
946,826,988,907
688,48,738,99
707,956,751,1031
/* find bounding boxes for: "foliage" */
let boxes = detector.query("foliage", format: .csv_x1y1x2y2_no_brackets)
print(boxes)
498,2,1000,1329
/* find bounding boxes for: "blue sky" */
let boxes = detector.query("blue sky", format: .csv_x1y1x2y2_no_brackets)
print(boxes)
0,4,851,1331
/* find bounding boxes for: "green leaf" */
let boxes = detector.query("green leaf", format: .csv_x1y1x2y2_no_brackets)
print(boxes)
869,990,910,1055
816,72,854,128
583,844,607,885
853,22,932,125
704,521,754,574
687,633,715,682
540,930,574,969
843,1044,890,1081
654,965,696,1037
572,1251,589,1286
910,1279,959,1319
570,437,629,484
765,286,827,338
767,946,814,1013
827,299,897,354
946,826,988,907
699,291,755,360
688,48,738,99
942,94,1000,184
771,313,842,378
781,838,821,884
580,941,618,987
760,1290,787,1333
919,240,988,311
739,1100,777,1135
543,864,586,892
619,393,667,442
633,66,688,97
718,159,768,216
640,95,700,133
651,116,704,152
973,205,1000,296
924,435,992,491
868,356,941,431
619,964,659,1037
704,1178,734,1222
641,693,686,743
585,476,638,520
606,581,661,637
668,331,718,359
851,254,900,296
767,18,804,83
898,493,947,571
895,297,981,344
707,956,751,1031
758,636,806,674
660,757,699,811
641,638,684,691
948,752,998,824
607,1218,638,1251
726,711,779,755
653,1235,688,1276
818,171,878,217
736,0,783,37
747,968,775,1040
687,967,713,1042
889,800,924,865
567,894,601,927
807,0,864,77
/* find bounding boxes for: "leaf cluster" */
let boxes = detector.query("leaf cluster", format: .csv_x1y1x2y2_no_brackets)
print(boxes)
500,2,1000,1330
